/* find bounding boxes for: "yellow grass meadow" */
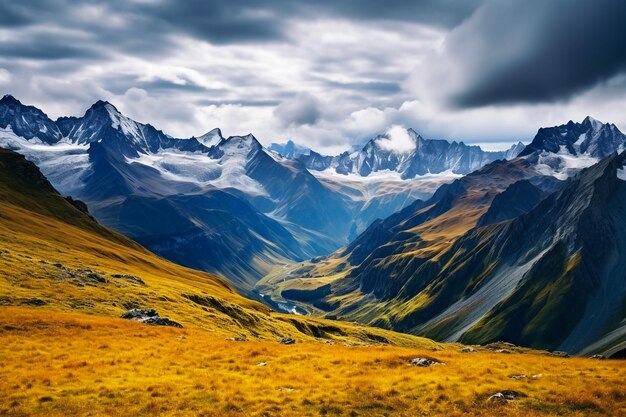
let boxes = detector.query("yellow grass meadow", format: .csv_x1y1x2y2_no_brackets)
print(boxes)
1,148,625,417
1,307,625,417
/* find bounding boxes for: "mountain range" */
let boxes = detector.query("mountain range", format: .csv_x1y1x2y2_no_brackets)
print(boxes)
259,116,626,356
4,93,626,355
0,94,518,294
287,128,524,178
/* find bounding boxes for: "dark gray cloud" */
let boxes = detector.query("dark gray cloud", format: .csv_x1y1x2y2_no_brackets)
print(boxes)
274,93,322,126
322,79,402,95
450,0,626,107
302,0,481,26
0,41,103,61
0,0,480,49
196,99,281,107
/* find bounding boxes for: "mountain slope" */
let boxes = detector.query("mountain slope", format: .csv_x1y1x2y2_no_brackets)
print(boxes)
0,96,358,290
0,146,441,347
260,118,626,355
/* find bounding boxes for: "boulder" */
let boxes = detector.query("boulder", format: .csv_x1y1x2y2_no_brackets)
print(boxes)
22,298,46,306
409,357,444,367
488,390,525,401
279,337,296,345
590,354,606,360
120,308,182,328
121,308,158,319
111,274,145,285
460,347,475,353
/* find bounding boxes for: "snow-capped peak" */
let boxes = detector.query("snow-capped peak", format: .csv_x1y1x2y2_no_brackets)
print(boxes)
582,115,603,130
196,128,223,147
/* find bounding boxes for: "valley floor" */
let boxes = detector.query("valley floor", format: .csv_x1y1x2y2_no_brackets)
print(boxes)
1,307,624,417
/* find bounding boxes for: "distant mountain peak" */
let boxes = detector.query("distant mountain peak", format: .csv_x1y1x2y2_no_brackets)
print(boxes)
196,128,223,147
1,94,20,104
582,115,602,125
268,139,311,158
298,127,522,178
519,117,626,159
0,94,63,144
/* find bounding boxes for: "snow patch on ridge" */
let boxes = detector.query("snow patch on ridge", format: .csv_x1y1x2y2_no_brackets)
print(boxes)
128,149,268,196
0,128,90,195
533,146,600,180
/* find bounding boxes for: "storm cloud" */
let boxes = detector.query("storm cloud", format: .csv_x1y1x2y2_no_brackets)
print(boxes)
447,0,626,107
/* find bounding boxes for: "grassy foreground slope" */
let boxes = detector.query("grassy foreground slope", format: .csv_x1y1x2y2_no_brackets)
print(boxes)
1,148,625,417
2,308,626,417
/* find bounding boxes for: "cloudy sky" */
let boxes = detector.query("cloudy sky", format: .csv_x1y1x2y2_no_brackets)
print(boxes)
2,0,626,153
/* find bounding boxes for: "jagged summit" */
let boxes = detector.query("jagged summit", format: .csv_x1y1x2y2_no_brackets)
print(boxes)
519,116,626,158
0,94,63,144
1,94,20,104
196,128,223,147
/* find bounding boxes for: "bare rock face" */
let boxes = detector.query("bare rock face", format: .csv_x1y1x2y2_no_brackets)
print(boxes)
120,308,182,328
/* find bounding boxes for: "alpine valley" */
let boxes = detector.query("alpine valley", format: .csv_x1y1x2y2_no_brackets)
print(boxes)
2,95,626,417
261,116,626,357
0,95,522,294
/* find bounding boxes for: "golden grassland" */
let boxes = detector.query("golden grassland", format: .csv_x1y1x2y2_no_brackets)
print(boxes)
2,307,625,417
2,150,626,416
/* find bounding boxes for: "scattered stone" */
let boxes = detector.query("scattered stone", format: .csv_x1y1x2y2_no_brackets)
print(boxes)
460,347,475,353
277,387,295,393
549,351,570,358
141,316,182,327
84,271,106,283
120,308,182,328
279,337,296,345
111,274,145,285
488,390,525,402
121,308,158,320
495,349,512,354
590,354,606,360
21,298,46,306
509,374,527,380
256,362,267,367
531,374,542,379
409,357,445,367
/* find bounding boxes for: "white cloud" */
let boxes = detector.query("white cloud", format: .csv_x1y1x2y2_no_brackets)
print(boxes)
0,68,11,86
376,125,415,153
